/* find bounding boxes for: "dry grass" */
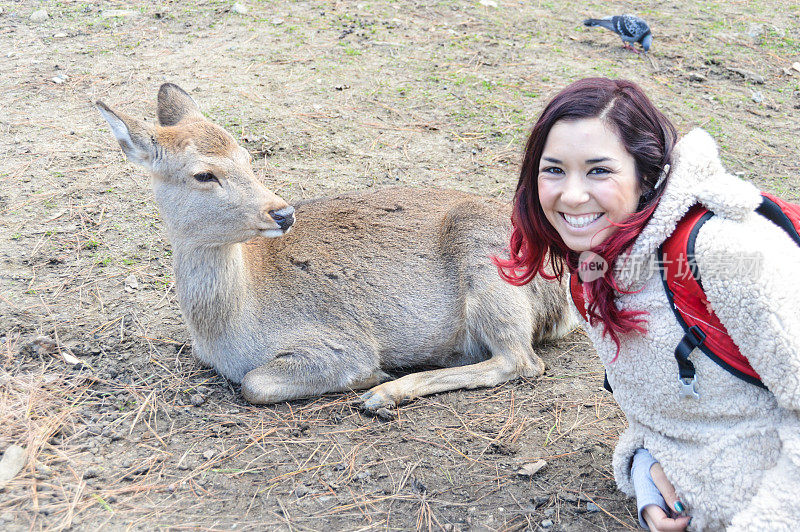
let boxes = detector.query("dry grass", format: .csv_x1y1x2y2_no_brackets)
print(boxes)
1,334,633,530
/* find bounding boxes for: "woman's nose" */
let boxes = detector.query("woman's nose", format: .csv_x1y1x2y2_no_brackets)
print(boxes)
560,175,590,206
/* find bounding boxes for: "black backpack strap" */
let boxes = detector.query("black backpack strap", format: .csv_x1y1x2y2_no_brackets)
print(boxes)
658,212,714,398
674,326,705,398
660,211,768,391
756,196,800,246
684,211,714,292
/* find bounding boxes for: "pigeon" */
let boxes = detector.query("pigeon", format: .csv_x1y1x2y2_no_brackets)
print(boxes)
583,14,652,52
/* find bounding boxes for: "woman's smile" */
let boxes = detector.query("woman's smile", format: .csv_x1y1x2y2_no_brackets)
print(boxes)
561,212,605,229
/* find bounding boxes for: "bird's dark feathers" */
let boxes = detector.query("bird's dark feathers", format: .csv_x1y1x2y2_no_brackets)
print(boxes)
583,14,652,50
613,14,649,39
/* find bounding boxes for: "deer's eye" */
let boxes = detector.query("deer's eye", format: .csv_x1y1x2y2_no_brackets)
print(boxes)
193,172,219,184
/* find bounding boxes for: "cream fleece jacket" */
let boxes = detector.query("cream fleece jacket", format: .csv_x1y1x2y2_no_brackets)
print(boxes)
575,129,800,531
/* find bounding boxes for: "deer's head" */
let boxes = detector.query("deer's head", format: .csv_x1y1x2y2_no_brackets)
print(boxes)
97,84,294,248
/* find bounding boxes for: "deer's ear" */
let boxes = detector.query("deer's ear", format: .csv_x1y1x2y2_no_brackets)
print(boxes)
96,101,157,168
157,83,202,126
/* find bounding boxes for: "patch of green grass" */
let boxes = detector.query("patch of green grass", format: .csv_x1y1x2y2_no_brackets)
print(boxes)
91,493,113,512
759,27,800,54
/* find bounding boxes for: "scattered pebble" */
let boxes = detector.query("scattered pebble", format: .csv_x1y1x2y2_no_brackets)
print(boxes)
533,495,550,507
746,24,764,40
480,0,498,7
124,274,139,291
83,467,101,480
190,394,205,407
0,445,27,488
202,449,215,460
751,90,764,103
62,350,81,365
517,459,547,477
586,502,600,512
541,519,554,528
22,335,57,357
30,9,49,22
270,17,284,25
231,3,249,15
688,72,706,83
294,485,309,498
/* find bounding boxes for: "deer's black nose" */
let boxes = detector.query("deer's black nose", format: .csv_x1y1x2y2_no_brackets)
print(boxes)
269,206,295,231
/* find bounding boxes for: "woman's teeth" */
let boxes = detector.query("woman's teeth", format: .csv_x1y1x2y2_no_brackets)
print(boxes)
562,213,602,228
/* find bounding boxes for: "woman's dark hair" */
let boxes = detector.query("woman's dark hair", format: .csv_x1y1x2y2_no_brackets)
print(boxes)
494,78,678,354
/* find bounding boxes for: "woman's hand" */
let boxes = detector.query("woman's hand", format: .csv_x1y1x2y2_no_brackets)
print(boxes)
642,463,692,531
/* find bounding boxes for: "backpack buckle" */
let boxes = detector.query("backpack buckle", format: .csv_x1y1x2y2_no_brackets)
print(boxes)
679,376,699,399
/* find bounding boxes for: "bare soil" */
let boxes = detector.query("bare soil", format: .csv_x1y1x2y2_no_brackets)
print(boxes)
1,1,798,530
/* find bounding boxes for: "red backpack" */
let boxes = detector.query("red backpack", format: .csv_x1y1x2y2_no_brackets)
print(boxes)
571,193,800,396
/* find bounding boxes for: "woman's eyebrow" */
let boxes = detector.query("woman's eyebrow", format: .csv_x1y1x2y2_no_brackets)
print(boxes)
541,156,618,165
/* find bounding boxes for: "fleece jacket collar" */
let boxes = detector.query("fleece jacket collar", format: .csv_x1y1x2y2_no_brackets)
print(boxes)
615,128,762,289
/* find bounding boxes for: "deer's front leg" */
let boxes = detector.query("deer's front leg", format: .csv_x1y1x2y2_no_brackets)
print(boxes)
359,345,543,412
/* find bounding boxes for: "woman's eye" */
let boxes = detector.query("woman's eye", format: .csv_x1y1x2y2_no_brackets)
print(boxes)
193,172,219,184
588,167,610,176
541,167,564,175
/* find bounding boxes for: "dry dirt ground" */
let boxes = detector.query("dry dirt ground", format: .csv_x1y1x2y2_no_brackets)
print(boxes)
1,1,799,530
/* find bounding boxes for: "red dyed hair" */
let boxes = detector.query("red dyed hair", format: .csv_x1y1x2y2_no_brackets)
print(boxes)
495,78,677,353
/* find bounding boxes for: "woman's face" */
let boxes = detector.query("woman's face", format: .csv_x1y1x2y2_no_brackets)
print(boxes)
537,118,641,252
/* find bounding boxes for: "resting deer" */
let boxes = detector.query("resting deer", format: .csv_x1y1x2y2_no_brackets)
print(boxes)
96,84,578,411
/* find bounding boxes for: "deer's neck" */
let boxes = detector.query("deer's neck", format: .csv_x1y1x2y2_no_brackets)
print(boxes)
172,243,250,339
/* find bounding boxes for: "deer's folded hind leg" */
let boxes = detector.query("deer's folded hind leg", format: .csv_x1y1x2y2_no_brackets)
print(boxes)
359,343,543,412
241,340,389,405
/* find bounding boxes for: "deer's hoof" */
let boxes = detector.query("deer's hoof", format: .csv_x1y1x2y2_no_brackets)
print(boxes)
358,388,396,414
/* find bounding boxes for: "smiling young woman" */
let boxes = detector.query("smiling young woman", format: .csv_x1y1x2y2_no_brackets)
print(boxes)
537,117,641,252
495,78,800,531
